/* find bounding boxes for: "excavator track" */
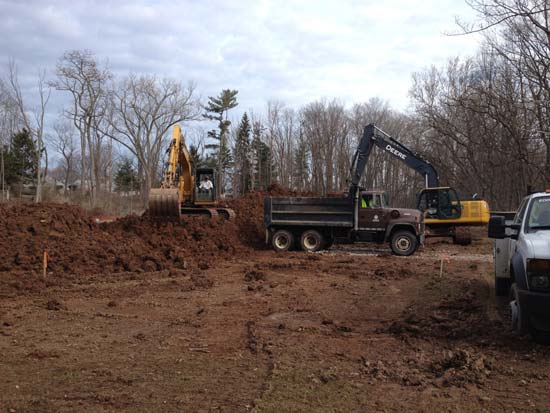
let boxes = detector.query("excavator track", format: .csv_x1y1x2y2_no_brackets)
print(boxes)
148,188,181,221
181,207,219,219
216,208,236,220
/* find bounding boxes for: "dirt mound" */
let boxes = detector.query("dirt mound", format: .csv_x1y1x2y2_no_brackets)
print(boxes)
0,187,307,290
0,202,245,284
227,184,312,246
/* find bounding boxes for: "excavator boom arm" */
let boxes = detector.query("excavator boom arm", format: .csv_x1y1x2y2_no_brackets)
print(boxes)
349,124,439,196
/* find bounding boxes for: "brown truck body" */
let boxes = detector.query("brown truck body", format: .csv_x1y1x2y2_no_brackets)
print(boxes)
264,189,424,256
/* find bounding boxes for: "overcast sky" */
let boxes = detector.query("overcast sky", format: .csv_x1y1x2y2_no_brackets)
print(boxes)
0,0,481,122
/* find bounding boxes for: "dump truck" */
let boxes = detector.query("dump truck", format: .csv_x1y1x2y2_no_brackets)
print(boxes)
265,189,424,256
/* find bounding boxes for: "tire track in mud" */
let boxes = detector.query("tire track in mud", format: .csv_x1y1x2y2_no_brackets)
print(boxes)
326,247,492,262
245,320,275,411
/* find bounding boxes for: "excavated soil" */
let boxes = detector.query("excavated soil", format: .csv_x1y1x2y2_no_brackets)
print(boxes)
2,196,550,412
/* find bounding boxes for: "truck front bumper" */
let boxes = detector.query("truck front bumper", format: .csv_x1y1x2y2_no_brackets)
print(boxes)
518,289,550,331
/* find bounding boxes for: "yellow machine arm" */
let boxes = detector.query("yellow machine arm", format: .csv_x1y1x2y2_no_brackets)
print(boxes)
160,125,194,202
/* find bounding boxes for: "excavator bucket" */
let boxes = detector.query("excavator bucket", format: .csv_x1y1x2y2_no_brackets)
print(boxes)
148,188,181,220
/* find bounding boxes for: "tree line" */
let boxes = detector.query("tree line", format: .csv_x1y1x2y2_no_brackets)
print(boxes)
1,0,549,211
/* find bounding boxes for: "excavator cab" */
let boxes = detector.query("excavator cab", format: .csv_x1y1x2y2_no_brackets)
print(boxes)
417,187,461,220
194,168,216,204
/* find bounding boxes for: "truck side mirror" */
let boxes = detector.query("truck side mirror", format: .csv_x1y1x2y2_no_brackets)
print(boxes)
488,216,507,239
510,223,521,240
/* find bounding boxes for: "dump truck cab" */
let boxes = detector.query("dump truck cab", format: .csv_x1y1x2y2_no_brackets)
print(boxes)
357,189,424,247
489,191,550,343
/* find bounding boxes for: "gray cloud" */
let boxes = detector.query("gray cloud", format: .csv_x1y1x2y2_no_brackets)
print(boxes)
0,0,481,122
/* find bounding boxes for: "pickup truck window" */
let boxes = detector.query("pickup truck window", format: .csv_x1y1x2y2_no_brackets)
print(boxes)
514,198,529,225
526,196,550,232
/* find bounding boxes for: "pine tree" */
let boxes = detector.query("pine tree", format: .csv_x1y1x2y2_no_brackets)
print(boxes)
4,129,37,188
188,144,204,171
250,121,275,190
203,89,238,195
114,157,140,193
233,112,252,195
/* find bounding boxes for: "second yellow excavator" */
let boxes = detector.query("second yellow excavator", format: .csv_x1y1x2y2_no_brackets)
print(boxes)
148,125,235,220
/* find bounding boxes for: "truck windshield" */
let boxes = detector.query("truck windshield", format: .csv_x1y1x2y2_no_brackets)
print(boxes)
526,196,550,232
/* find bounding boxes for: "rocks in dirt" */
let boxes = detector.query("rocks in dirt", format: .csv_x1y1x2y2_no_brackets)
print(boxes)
190,273,213,289
388,279,499,343
46,299,66,311
27,350,60,360
430,349,492,387
336,324,353,333
244,270,266,282
359,348,492,389
245,320,258,353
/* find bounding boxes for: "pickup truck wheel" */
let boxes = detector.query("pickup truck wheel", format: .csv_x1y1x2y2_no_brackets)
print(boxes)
300,230,324,252
531,328,550,345
272,230,294,252
509,283,528,336
495,276,510,296
390,231,418,256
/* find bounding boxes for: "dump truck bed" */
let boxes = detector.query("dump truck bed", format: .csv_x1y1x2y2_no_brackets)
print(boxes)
264,196,354,228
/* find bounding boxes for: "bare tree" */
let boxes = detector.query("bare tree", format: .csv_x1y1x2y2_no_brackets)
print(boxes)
266,101,298,189
300,99,349,194
5,60,51,202
51,120,78,194
104,74,200,204
51,50,111,206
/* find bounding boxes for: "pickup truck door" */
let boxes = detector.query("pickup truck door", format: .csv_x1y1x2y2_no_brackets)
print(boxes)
495,236,511,278
495,200,528,278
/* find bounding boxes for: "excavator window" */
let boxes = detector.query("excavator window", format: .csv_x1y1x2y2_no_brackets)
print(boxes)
196,172,215,202
417,189,461,219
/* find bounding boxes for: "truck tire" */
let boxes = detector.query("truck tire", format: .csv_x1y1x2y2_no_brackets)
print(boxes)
300,230,324,252
324,235,335,249
495,275,510,297
509,283,528,336
272,230,294,252
390,230,418,256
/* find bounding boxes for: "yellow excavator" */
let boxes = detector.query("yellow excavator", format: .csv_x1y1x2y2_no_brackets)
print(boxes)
148,125,235,220
355,124,490,244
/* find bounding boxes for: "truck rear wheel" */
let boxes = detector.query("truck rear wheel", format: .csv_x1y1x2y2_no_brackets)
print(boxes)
300,230,324,252
390,231,418,256
272,230,294,252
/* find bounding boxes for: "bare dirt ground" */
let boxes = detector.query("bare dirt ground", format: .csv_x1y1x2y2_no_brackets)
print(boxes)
2,200,550,412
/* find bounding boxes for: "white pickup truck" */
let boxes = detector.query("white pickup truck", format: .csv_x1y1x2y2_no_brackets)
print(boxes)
488,191,550,343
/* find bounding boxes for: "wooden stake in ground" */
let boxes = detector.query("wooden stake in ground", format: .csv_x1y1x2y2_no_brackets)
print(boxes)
43,250,49,278
439,253,450,278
